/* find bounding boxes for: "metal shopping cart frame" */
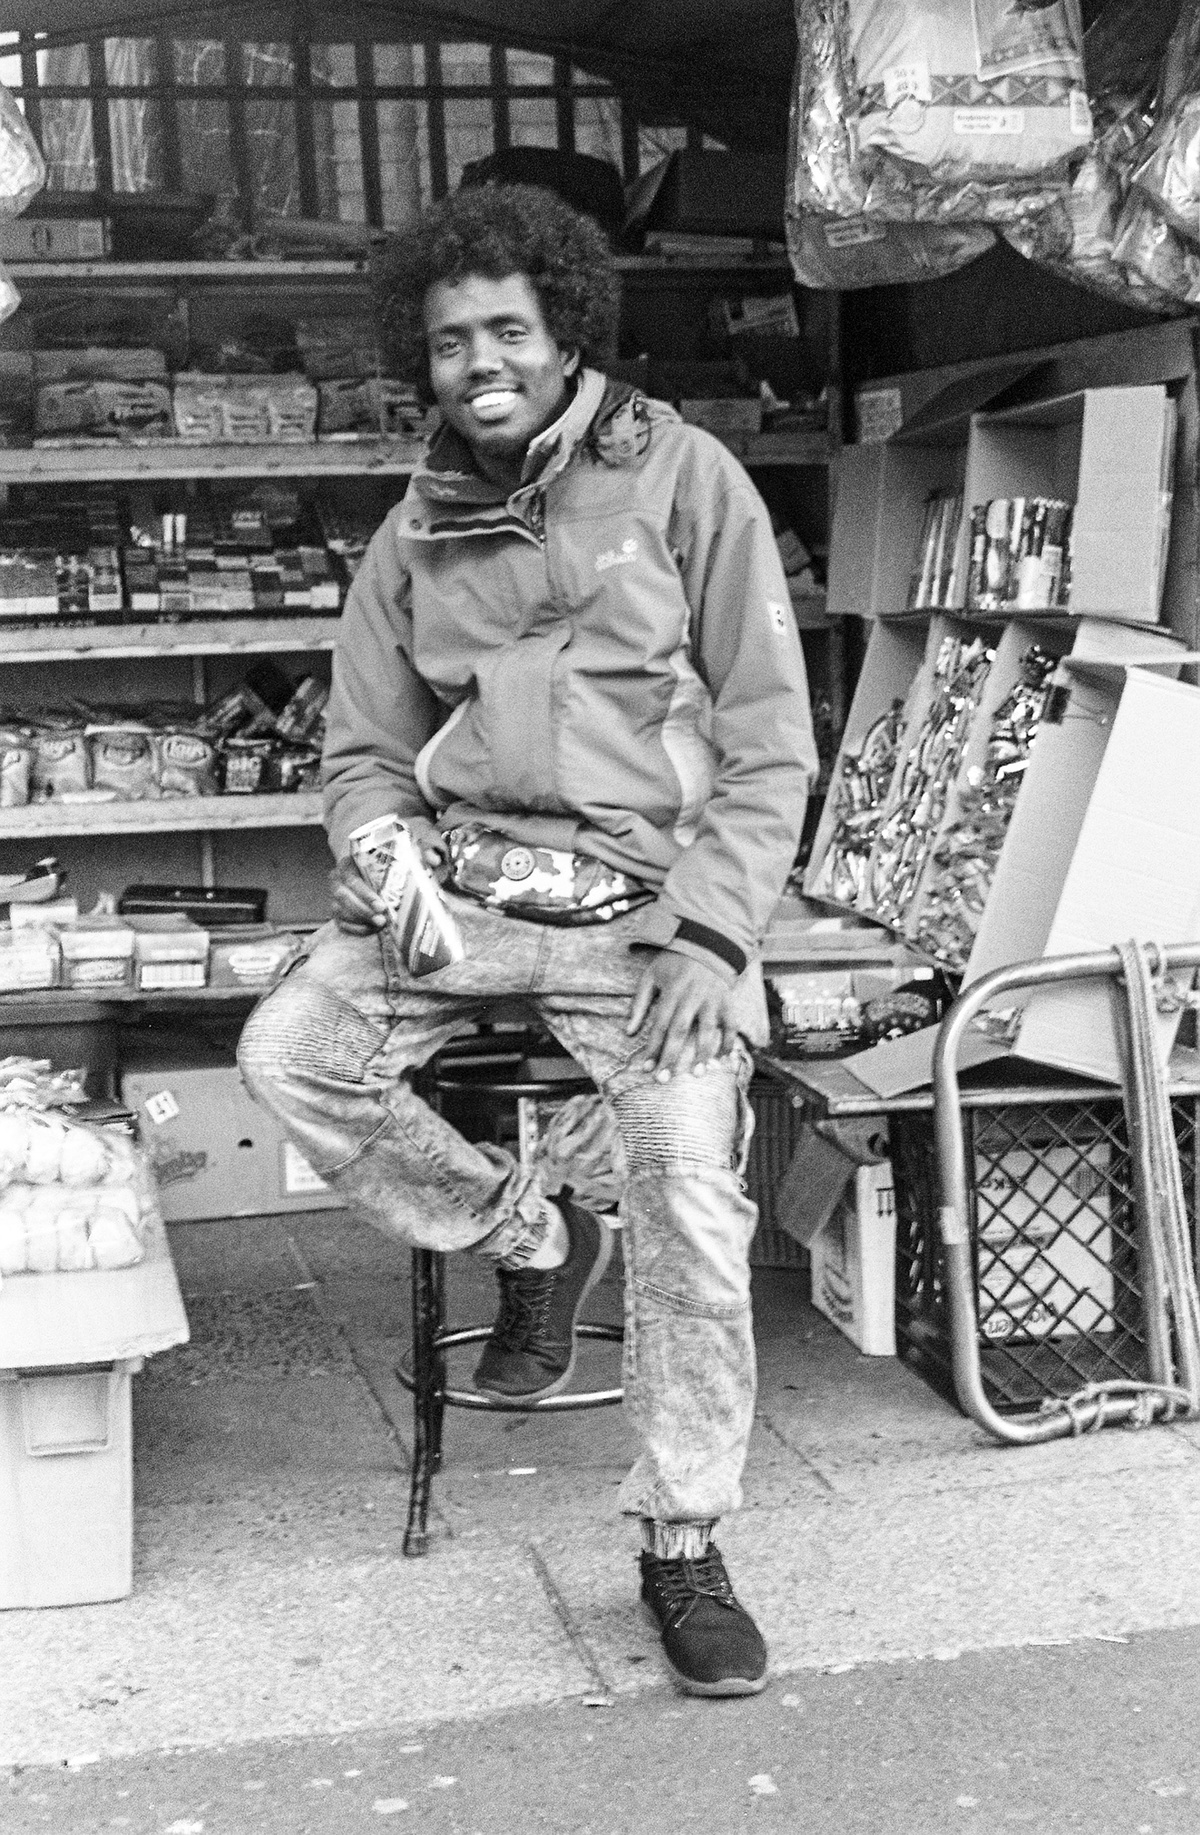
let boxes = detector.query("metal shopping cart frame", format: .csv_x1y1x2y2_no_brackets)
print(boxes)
933,943,1200,1445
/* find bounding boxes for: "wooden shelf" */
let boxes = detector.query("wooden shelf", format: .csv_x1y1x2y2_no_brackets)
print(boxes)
7,255,790,284
0,616,340,663
0,984,268,1017
6,259,371,283
0,793,323,839
0,441,425,483
739,430,831,467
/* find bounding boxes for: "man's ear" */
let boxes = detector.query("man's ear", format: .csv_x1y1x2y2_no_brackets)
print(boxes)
561,347,581,379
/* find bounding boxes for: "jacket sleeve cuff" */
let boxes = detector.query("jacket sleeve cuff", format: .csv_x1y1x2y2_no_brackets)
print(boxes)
627,903,747,985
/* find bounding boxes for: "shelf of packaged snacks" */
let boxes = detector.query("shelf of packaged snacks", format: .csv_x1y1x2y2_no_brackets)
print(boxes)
0,793,323,840
0,617,342,664
0,439,427,484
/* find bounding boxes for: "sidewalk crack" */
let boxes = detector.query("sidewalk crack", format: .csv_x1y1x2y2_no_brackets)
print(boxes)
528,1539,617,1702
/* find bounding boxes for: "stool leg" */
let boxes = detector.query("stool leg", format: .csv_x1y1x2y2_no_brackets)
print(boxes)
429,1250,447,1471
403,1247,445,1557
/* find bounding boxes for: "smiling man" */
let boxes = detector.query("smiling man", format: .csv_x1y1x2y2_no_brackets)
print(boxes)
238,184,816,1698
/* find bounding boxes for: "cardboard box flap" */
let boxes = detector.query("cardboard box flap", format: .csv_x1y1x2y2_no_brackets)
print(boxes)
1060,651,1200,684
893,357,1049,446
0,1214,189,1370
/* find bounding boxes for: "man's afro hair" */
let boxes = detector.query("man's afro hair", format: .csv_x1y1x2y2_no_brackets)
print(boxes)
376,183,620,392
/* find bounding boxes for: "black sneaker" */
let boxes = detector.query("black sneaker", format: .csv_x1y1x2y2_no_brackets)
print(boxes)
640,1546,769,1697
473,1197,613,1403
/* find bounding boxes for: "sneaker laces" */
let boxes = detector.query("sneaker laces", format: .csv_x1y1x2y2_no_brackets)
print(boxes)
492,1268,555,1351
650,1548,738,1628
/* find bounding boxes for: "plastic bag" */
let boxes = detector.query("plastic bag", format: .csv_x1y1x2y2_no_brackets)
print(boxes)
0,1107,155,1277
793,0,1090,227
0,84,45,218
1001,0,1198,312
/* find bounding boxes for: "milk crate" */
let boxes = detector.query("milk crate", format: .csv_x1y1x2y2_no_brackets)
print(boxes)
893,1093,1200,1411
746,1076,808,1269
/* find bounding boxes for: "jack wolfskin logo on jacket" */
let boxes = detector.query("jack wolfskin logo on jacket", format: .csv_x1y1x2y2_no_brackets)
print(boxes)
596,538,639,573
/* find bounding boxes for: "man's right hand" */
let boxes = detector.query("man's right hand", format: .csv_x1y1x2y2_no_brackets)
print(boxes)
330,856,386,934
330,819,450,935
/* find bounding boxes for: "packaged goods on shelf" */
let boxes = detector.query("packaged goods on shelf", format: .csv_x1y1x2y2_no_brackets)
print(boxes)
10,897,79,931
58,916,135,990
913,645,1059,971
294,314,382,381
35,379,174,444
0,352,32,445
868,633,995,930
207,925,304,988
965,497,1073,610
792,0,1090,227
29,713,91,800
907,491,963,609
0,927,60,991
806,701,907,907
0,725,32,806
172,372,318,444
129,916,209,991
316,376,427,440
32,349,169,386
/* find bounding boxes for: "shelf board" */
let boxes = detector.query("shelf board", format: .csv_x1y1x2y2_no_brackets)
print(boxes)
0,984,268,1016
7,255,790,283
0,792,323,839
6,259,370,283
0,440,425,483
0,616,341,662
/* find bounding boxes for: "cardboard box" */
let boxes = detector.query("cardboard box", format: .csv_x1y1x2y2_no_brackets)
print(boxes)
952,387,1176,624
0,216,109,260
1,1360,138,1608
0,1210,188,1609
130,915,209,991
828,442,963,621
808,1163,897,1356
120,1050,342,1221
846,638,1200,1095
975,1137,1113,1345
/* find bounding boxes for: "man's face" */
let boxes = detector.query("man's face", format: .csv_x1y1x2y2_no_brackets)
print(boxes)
423,272,579,465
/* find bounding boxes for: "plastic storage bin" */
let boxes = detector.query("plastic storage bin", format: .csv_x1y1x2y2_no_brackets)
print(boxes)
0,1357,140,1609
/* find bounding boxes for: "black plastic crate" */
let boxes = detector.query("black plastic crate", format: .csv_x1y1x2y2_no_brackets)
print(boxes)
893,1094,1200,1411
747,1076,808,1269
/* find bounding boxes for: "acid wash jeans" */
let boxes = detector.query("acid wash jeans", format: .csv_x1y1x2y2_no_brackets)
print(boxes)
237,890,766,1547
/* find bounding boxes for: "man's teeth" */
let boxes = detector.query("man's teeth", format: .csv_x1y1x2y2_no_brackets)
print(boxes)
471,391,516,409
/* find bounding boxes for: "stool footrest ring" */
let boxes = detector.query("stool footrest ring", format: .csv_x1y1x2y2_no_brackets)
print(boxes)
397,1321,623,1413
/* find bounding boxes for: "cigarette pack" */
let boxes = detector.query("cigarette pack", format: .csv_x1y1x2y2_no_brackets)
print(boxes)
349,815,464,978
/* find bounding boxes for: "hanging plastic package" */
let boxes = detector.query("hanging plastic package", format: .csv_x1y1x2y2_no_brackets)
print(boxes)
786,24,995,288
1109,0,1200,304
1127,0,1200,247
0,83,46,217
793,0,1091,226
1002,0,1188,313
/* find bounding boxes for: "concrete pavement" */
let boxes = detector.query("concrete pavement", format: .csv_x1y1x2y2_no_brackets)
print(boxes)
6,1208,1200,1829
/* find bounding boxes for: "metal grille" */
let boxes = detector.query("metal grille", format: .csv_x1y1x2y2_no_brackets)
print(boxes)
894,1096,1200,1412
746,1077,807,1269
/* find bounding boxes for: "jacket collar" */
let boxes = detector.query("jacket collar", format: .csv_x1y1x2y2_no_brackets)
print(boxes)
410,369,642,512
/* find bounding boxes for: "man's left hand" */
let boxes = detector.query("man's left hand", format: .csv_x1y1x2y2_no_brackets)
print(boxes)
627,951,741,1080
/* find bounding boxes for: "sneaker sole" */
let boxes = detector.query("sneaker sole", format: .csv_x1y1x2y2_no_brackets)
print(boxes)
474,1213,614,1406
642,1601,769,1698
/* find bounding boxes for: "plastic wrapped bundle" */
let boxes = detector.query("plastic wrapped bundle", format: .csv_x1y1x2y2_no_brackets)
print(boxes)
1003,0,1190,312
1127,0,1200,245
912,645,1058,971
0,84,45,217
793,0,1091,228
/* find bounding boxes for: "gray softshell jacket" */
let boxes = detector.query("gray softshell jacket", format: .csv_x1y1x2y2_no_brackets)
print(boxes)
322,368,817,983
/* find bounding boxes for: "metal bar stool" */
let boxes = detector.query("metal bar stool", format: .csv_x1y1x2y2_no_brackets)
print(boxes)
397,1033,624,1555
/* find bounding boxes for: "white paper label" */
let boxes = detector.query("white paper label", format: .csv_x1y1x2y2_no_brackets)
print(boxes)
856,386,903,444
282,1140,329,1193
824,217,887,249
1069,88,1093,137
953,108,1025,136
883,59,932,109
144,1089,180,1126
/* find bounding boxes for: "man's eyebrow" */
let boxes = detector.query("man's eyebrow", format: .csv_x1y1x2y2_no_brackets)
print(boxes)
428,309,535,336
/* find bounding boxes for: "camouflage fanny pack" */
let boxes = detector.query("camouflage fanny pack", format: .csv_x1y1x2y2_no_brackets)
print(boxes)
444,824,652,926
